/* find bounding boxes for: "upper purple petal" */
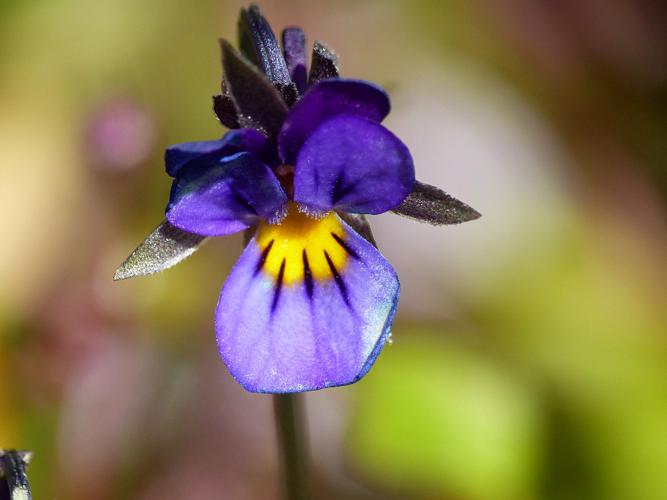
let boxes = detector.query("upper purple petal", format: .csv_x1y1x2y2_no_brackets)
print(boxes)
165,128,269,177
166,152,287,237
277,79,390,164
294,115,415,215
215,216,399,393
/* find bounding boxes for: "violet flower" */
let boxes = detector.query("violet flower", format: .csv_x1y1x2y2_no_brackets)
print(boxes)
115,5,480,393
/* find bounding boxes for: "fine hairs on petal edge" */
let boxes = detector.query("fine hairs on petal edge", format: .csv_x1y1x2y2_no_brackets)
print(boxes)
296,202,329,220
267,203,290,224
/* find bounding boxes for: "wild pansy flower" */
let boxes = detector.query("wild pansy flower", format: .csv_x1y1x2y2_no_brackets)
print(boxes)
115,5,480,393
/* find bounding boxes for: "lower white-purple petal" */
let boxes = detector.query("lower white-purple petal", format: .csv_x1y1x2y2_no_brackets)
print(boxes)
215,217,399,393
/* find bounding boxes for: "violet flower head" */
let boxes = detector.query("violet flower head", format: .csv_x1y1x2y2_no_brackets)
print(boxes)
115,5,480,393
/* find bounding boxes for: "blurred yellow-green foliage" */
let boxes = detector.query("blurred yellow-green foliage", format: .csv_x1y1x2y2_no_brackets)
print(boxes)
1,1,666,499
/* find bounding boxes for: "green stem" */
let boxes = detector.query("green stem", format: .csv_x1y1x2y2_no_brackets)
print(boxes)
273,394,310,500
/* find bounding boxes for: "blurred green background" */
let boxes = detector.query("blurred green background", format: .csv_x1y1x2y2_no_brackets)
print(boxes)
1,0,666,499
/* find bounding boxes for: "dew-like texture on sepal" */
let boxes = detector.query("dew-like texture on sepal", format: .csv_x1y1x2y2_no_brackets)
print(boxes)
308,40,339,85
278,78,390,163
237,5,292,87
282,27,307,94
220,39,288,137
278,82,300,107
167,152,288,237
294,115,415,215
113,220,207,281
215,216,399,393
392,180,481,225
165,129,269,177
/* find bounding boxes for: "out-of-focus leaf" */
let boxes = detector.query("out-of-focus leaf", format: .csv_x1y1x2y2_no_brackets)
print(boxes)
478,225,667,500
392,180,481,225
348,336,541,500
114,220,206,281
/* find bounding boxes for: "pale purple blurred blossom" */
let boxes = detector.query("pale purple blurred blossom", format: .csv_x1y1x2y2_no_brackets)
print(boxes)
57,336,160,500
486,0,667,85
86,98,157,172
139,353,279,500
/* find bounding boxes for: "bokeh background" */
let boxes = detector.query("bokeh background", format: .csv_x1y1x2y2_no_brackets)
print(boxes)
1,0,666,499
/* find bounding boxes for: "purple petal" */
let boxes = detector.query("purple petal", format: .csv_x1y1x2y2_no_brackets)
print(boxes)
278,79,390,164
282,28,307,94
215,213,399,393
294,115,415,215
165,129,269,177
166,152,287,237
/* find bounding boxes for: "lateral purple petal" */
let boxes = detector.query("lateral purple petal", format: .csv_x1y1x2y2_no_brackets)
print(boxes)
277,79,391,163
294,115,415,214
165,128,269,177
166,152,287,237
215,218,399,393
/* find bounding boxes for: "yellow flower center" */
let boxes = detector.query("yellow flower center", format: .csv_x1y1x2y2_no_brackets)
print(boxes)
255,203,351,285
